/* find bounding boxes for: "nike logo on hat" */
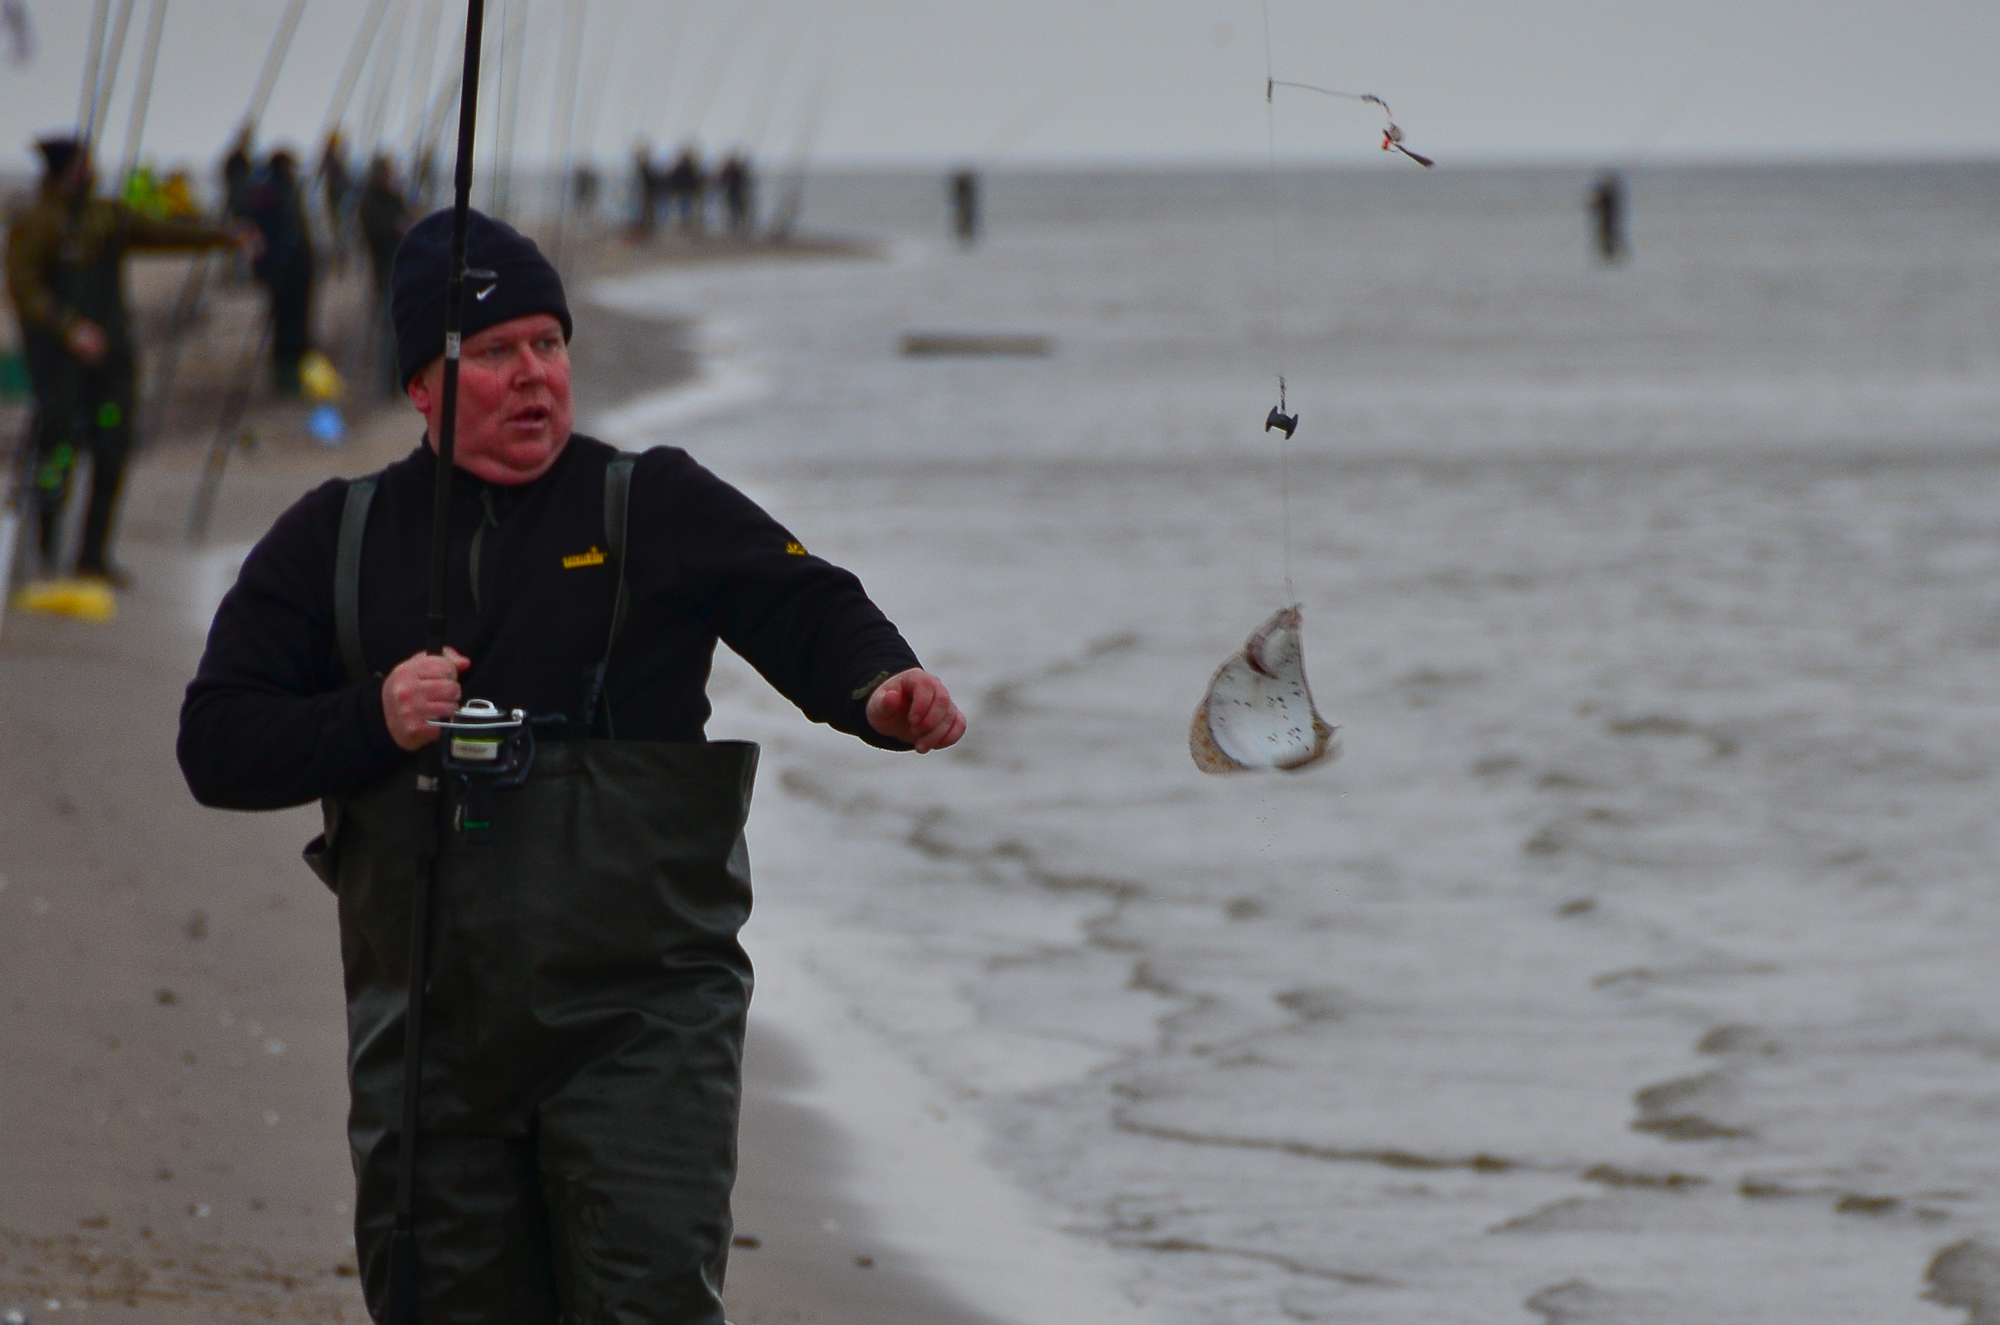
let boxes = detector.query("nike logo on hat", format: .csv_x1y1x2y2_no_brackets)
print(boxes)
475,284,497,301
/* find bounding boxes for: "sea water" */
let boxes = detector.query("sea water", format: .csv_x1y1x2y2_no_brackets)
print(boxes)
595,162,2000,1324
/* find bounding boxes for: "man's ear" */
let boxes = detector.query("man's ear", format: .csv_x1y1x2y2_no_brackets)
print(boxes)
406,370,432,414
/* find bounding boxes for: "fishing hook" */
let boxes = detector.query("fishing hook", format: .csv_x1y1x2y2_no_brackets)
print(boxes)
1267,79,1434,167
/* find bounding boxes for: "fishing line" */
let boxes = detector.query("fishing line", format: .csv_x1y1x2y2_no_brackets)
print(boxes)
1254,4,1436,609
1260,0,1295,608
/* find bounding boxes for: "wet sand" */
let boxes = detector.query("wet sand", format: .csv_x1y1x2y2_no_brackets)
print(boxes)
0,236,989,1325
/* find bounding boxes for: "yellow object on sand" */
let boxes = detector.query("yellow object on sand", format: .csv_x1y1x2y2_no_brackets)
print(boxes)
300,352,345,402
12,578,118,623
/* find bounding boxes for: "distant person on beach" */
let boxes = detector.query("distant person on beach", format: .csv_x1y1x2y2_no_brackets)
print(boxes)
220,123,254,219
629,138,657,236
5,135,243,583
318,130,354,247
1590,169,1629,264
356,155,411,395
665,143,704,234
717,150,754,236
242,149,316,395
951,166,981,245
572,160,600,222
177,207,965,1325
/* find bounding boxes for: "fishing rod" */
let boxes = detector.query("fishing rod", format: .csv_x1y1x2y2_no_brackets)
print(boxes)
357,0,416,167
487,0,527,218
408,23,468,206
673,0,763,148
386,5,487,1320
76,0,112,138
546,0,589,265
320,0,396,153
244,0,310,131
184,314,270,544
162,0,312,475
400,0,450,150
84,0,137,151
115,0,168,185
628,0,691,151
766,57,830,241
738,2,802,156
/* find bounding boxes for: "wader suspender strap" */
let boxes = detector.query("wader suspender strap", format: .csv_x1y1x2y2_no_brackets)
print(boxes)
336,476,379,686
582,455,637,735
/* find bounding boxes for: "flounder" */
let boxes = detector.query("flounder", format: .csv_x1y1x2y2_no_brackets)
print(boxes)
1190,606,1340,774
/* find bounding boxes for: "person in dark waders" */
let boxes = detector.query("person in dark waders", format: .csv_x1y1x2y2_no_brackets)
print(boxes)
175,209,966,1324
4,135,243,582
243,149,317,395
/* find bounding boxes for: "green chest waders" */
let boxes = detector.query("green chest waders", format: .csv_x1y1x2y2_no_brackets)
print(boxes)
313,459,759,1325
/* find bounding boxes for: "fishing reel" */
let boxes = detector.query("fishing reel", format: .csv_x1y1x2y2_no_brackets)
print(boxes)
430,698,535,843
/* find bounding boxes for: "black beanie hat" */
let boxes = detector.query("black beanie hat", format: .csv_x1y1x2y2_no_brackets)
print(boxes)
391,208,572,387
36,136,81,179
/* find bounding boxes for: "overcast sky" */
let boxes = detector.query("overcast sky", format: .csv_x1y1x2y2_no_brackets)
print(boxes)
2,0,1996,178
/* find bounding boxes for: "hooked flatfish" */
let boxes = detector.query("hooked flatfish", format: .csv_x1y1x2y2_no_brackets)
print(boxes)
1190,606,1340,774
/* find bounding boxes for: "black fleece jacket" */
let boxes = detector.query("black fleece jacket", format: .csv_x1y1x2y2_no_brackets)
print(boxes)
178,434,920,811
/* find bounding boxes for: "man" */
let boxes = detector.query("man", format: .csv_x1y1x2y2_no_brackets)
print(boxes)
243,149,315,394
716,151,753,238
177,209,964,1324
356,156,411,396
5,135,241,581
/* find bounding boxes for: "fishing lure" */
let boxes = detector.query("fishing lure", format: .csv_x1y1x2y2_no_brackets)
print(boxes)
1268,81,1434,167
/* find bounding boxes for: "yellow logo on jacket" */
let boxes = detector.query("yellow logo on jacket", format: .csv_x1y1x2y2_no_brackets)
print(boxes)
784,541,807,556
562,546,607,569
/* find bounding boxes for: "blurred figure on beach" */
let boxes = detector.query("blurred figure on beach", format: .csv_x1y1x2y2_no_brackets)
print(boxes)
572,160,600,225
220,124,255,219
318,131,354,260
5,136,242,582
242,149,316,395
665,144,704,235
629,138,657,237
1590,169,1629,264
951,167,981,246
717,150,754,237
357,155,411,396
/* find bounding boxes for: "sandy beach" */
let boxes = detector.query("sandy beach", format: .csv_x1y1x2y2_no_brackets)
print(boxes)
0,233,1000,1325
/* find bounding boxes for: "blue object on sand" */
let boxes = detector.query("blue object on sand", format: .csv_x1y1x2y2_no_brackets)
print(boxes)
309,405,347,446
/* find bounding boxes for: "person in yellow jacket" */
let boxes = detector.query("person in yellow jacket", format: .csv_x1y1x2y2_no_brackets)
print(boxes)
5,136,244,582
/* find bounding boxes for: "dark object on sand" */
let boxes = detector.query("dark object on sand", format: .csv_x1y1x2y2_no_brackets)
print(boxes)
949,168,979,245
900,331,1050,358
1590,170,1629,264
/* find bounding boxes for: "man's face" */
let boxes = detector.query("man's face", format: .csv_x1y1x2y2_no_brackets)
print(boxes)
408,313,573,485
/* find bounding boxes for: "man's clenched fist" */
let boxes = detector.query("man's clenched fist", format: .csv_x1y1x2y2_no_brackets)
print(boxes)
382,647,471,751
865,668,966,754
